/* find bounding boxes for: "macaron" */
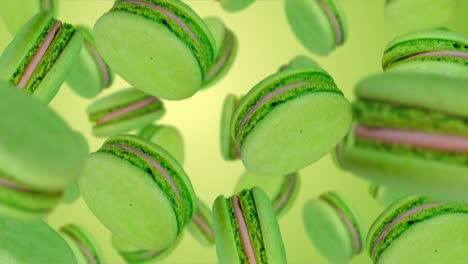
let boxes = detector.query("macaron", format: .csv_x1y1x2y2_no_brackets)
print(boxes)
87,88,165,137
212,187,287,264
0,0,58,34
0,82,88,220
234,171,300,218
79,134,196,250
231,67,352,176
0,11,83,104
59,224,105,264
367,196,468,263
218,0,255,13
137,124,185,164
0,217,77,263
66,25,115,98
382,29,468,79
93,0,216,100
284,0,348,56
369,184,408,207
220,94,241,161
278,55,321,72
202,16,238,89
303,191,363,264
187,198,214,247
63,183,80,204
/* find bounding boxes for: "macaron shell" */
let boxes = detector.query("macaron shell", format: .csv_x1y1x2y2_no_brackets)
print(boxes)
187,199,214,246
220,94,238,160
63,182,80,204
219,0,255,12
0,0,58,34
147,126,185,165
385,60,468,80
384,29,468,53
60,225,105,264
203,17,225,59
286,55,321,71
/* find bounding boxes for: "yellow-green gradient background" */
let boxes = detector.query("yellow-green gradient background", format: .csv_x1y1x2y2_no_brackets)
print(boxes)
1,0,467,263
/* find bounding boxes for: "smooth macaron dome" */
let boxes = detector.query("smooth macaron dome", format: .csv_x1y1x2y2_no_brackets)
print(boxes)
284,0,348,56
219,0,255,12
0,0,59,34
59,224,105,264
87,88,165,137
220,94,241,161
0,11,83,104
367,196,468,263
278,55,321,72
212,187,287,264
369,184,408,207
93,0,216,100
187,198,215,246
0,83,88,219
137,124,185,164
79,134,196,250
231,67,352,176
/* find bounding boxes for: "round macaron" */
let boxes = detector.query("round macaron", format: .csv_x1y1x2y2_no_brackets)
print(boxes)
278,55,321,72
231,67,352,176
0,11,83,104
87,88,165,137
59,224,105,264
367,196,468,263
220,94,241,161
382,29,468,79
218,0,255,12
137,124,185,164
79,134,196,250
284,0,348,56
0,0,58,34
66,25,115,98
201,16,238,89
0,217,77,263
369,184,409,207
0,82,88,220
187,198,215,247
93,0,216,100
212,187,287,264
234,171,300,218
63,183,81,204
303,191,363,264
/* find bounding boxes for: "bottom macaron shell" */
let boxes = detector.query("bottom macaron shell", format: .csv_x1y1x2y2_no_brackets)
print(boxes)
376,213,468,263
79,152,178,250
241,92,351,176
220,0,255,12
212,195,241,264
385,60,468,80
93,109,165,137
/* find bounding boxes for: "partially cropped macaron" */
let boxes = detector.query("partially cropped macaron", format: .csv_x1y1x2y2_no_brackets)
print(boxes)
0,82,88,220
234,171,300,218
187,198,214,247
382,29,468,79
278,55,321,72
0,217,77,263
93,0,216,100
303,191,363,264
202,16,238,89
218,0,255,12
66,25,114,98
285,0,348,56
87,88,165,137
369,184,408,207
137,124,185,164
231,67,352,176
220,94,241,161
0,0,58,34
59,224,105,264
79,134,196,250
63,183,80,204
367,196,468,263
212,187,287,264
0,11,83,104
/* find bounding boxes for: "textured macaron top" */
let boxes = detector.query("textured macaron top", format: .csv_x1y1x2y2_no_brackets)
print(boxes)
316,0,347,46
111,0,215,79
60,224,104,264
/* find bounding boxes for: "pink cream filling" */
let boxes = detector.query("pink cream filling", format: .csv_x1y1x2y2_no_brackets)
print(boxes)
95,97,159,125
84,41,111,88
232,195,257,264
0,178,32,192
70,235,97,264
274,173,296,211
43,0,51,10
205,31,234,80
316,0,343,45
192,214,214,239
403,50,468,61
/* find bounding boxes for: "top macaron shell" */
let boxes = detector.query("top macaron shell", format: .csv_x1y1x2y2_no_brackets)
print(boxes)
137,124,185,164
0,0,59,34
220,94,239,160
219,0,255,12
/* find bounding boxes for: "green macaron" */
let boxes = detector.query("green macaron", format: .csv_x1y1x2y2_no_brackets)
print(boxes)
285,0,348,56
187,198,215,247
202,16,238,89
0,82,88,220
231,67,352,176
0,0,58,34
367,196,468,263
382,29,468,79
212,187,287,264
220,94,241,161
59,224,105,264
66,25,115,98
369,184,409,207
234,171,300,218
0,217,77,263
79,134,196,250
93,0,216,100
218,0,255,13
0,11,83,104
278,55,321,72
137,124,185,164
87,88,165,137
63,183,81,204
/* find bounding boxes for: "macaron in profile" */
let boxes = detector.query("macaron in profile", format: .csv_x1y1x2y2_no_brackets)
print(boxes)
187,198,215,247
59,224,105,264
220,94,241,161
367,196,468,263
93,0,216,100
212,187,287,264
66,25,115,98
0,0,58,34
0,82,88,220
0,11,83,104
231,67,352,176
87,88,165,137
369,184,408,207
284,0,348,56
218,0,255,13
137,124,185,164
79,135,196,250
303,191,363,264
